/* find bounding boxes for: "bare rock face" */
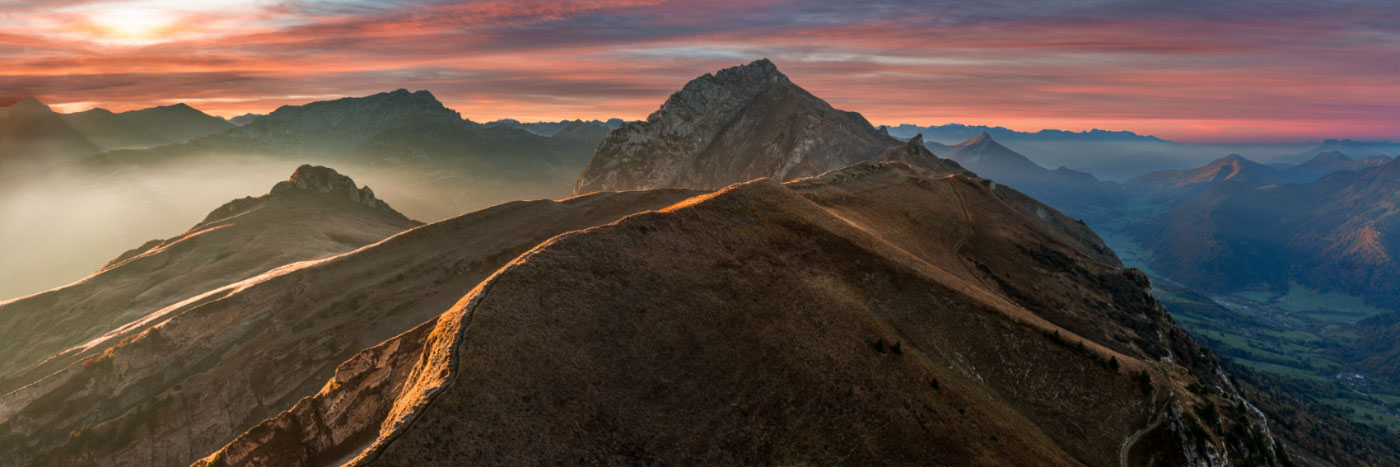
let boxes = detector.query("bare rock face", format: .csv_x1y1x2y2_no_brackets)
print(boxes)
871,134,973,178
574,59,903,193
270,164,382,207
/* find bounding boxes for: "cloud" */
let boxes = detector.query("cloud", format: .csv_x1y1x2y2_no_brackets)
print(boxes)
1,0,1397,141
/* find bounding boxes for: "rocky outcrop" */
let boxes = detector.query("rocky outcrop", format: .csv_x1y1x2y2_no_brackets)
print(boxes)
271,164,388,210
871,134,972,178
574,59,902,193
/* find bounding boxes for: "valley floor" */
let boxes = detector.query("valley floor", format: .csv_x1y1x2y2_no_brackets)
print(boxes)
1087,208,1400,436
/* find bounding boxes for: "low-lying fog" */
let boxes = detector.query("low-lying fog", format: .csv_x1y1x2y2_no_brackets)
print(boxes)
0,156,575,301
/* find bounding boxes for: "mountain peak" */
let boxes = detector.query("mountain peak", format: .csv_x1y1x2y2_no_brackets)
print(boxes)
7,96,52,113
271,164,388,210
959,131,1000,148
576,60,894,193
1216,153,1251,164
1308,150,1352,163
686,58,790,98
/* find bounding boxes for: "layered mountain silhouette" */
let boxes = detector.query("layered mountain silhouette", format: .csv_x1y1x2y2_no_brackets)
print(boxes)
1133,157,1400,306
887,122,1166,144
82,89,608,221
0,98,232,175
1277,150,1391,182
930,132,1123,218
1269,139,1400,165
574,59,910,193
1125,154,1286,203
193,162,1281,466
485,118,626,136
0,165,418,396
1129,152,1393,205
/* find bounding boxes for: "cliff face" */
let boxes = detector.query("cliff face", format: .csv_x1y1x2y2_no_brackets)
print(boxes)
574,59,902,193
203,163,1284,467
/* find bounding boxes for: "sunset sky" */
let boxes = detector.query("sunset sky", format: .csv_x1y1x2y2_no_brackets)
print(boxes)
2,0,1397,142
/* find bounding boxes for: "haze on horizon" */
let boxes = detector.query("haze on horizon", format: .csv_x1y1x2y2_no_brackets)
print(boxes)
2,0,1398,143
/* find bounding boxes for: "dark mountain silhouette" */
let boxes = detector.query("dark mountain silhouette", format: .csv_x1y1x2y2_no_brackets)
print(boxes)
886,123,1166,144
82,89,608,221
0,98,233,176
114,103,233,143
227,113,262,126
0,98,101,174
1270,139,1400,165
485,118,626,136
574,59,907,193
933,132,1124,218
1275,150,1391,183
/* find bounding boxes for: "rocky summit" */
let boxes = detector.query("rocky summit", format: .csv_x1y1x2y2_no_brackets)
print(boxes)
574,59,904,193
272,164,390,210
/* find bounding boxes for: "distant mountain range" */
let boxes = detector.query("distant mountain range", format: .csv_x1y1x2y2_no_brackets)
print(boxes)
74,89,609,222
1132,156,1400,307
1269,139,1400,165
1126,152,1392,204
886,122,1167,145
485,118,626,136
0,98,231,175
927,132,1124,219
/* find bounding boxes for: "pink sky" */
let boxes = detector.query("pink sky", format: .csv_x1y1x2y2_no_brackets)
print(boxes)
2,0,1398,142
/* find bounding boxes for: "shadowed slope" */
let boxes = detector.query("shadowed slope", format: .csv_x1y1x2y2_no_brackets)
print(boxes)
203,163,1284,467
1133,158,1400,306
935,132,1124,219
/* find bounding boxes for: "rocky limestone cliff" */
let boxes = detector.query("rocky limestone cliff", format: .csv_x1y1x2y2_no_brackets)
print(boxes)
271,164,388,210
574,59,902,193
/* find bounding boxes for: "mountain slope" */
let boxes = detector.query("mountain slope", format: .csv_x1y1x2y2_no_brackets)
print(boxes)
574,59,902,193
934,132,1124,219
202,163,1283,466
1276,150,1391,183
81,90,603,221
1133,158,1400,306
1125,154,1287,203
116,103,234,143
63,108,171,150
0,186,699,467
0,98,233,176
1270,139,1400,165
0,165,418,395
0,98,101,175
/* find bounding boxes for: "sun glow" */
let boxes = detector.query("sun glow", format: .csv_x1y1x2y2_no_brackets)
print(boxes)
87,7,176,45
